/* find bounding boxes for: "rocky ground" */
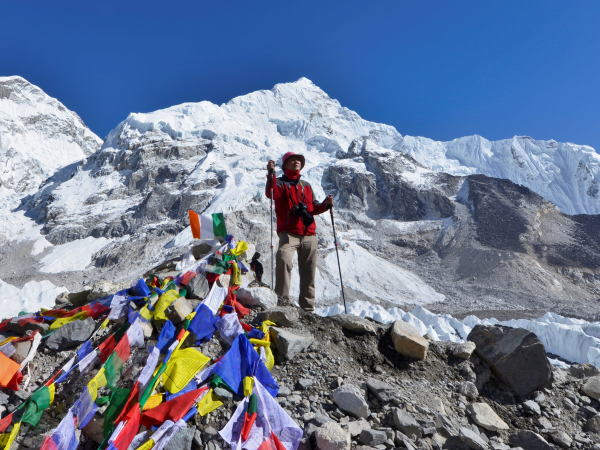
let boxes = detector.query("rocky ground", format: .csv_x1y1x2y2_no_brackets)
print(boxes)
2,243,600,450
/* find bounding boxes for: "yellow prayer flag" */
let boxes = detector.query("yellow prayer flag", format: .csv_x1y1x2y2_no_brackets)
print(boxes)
231,241,249,256
0,336,17,347
87,367,107,401
135,439,155,450
196,389,222,416
243,376,254,397
49,311,89,330
153,290,180,321
161,348,210,394
142,394,163,411
48,383,56,405
231,262,242,286
101,318,110,329
0,421,20,450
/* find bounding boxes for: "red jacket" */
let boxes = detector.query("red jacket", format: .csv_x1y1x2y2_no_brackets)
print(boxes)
265,173,329,236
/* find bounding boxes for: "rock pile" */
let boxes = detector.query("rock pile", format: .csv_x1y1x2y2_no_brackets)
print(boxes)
0,240,600,450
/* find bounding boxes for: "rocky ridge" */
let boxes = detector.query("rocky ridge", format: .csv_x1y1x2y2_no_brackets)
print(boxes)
1,242,600,450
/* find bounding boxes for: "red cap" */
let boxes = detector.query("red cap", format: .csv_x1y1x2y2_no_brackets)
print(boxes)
282,152,305,169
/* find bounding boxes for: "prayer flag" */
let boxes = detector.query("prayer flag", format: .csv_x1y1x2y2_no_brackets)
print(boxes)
140,387,207,428
241,393,258,441
188,211,227,240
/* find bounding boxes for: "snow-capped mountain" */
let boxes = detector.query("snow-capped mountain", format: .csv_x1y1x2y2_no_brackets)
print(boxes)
3,76,600,320
0,76,102,236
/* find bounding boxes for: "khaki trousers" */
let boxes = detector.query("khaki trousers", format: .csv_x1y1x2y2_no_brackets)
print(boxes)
275,232,318,311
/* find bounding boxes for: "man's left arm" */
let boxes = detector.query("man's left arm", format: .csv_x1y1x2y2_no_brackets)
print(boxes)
312,194,334,215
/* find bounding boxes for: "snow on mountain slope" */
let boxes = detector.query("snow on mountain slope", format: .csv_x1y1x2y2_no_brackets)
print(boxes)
0,76,102,236
400,134,600,215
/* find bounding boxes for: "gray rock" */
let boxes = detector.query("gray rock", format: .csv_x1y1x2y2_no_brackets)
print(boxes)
569,363,600,379
237,287,278,309
193,429,203,448
6,318,49,334
165,297,193,324
185,273,209,300
393,409,422,441
270,327,314,360
523,400,541,415
585,414,600,433
256,307,299,328
344,418,371,437
46,317,95,350
207,442,221,450
466,403,509,432
315,422,351,450
549,431,572,448
296,379,314,390
509,431,554,450
360,430,388,446
309,412,334,427
459,427,489,450
214,387,233,400
582,376,600,401
9,340,32,364
64,290,93,307
458,381,479,400
475,369,492,391
165,426,195,450
390,320,429,360
298,438,312,450
0,391,10,405
278,386,291,397
335,315,377,335
333,384,369,418
532,391,546,403
366,378,397,402
191,242,213,259
467,325,552,398
453,342,476,360
536,417,552,430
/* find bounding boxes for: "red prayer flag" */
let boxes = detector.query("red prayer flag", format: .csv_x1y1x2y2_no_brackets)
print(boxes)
114,382,140,425
99,335,116,364
115,335,130,362
140,387,207,428
0,413,12,433
112,405,141,450
189,210,201,239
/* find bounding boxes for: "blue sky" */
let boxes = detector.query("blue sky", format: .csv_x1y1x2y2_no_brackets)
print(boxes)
1,1,599,150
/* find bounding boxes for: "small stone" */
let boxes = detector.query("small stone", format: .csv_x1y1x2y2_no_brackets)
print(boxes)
582,376,600,401
82,416,104,444
523,400,541,415
296,379,314,390
333,384,369,419
366,378,397,402
360,429,388,446
509,430,554,450
315,422,351,450
193,429,203,448
536,417,552,430
459,427,489,450
237,287,278,309
214,387,233,400
256,307,299,328
46,317,95,350
585,414,600,433
309,412,334,427
335,315,378,335
278,386,292,397
549,431,573,448
453,342,476,360
466,403,509,432
532,392,546,403
392,409,422,441
165,297,193,324
343,418,370,437
270,327,314,360
185,273,209,300
390,321,429,360
569,364,600,379
165,426,195,450
458,382,478,400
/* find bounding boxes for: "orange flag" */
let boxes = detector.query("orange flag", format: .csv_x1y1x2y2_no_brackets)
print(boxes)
189,210,201,239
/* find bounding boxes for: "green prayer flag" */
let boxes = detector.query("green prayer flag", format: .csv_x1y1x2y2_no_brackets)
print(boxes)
21,386,51,426
103,388,130,439
212,213,227,239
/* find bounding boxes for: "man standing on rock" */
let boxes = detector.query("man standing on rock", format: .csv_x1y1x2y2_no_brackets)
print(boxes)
266,152,334,311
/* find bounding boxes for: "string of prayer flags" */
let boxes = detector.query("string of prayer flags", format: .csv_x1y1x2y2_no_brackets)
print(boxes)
21,383,55,426
40,409,78,450
160,347,210,394
186,304,219,345
140,386,208,428
213,334,278,398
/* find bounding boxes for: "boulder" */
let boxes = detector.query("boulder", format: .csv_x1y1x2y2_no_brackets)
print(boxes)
585,414,600,433
467,325,552,398
7,318,49,335
191,241,214,259
392,409,422,441
87,280,130,301
64,290,93,307
390,320,429,360
366,378,397,402
256,307,299,328
569,363,600,379
459,428,489,450
165,297,193,324
165,426,195,450
453,342,476,360
509,431,554,450
582,376,600,401
332,384,369,418
270,327,314,360
237,287,278,309
46,317,96,351
185,273,209,300
315,422,351,450
360,429,388,446
335,315,377,335
466,403,509,432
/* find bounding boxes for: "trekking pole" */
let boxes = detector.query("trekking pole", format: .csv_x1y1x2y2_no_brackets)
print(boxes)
269,169,275,290
329,206,347,314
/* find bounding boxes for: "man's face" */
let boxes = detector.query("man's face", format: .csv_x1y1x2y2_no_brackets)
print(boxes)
284,156,303,171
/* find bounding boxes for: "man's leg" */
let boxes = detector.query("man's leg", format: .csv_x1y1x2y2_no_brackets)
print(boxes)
297,235,318,311
275,232,299,302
